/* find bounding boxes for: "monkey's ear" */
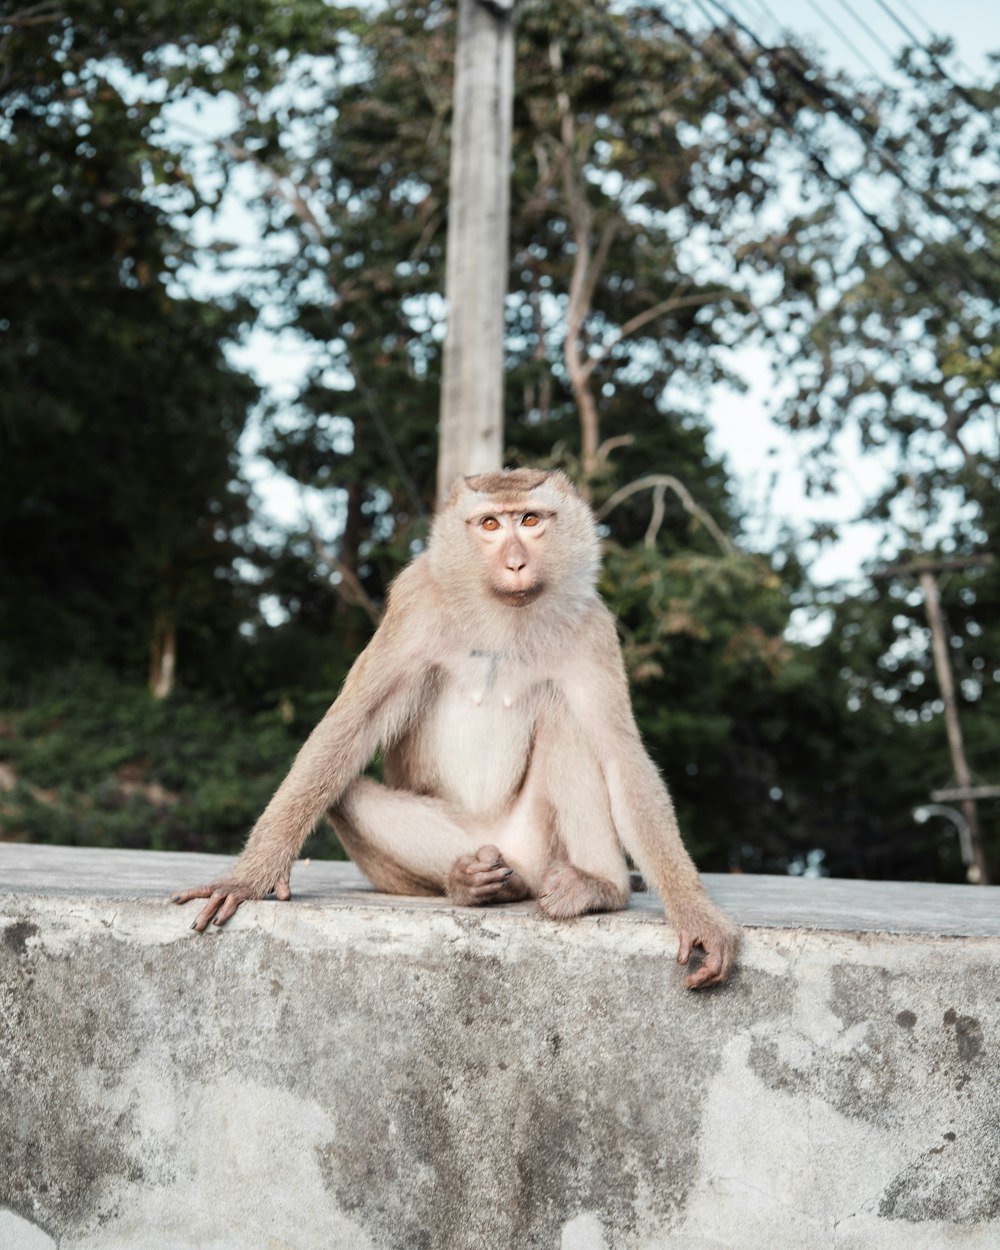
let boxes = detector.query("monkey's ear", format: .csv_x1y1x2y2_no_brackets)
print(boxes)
440,475,468,507
547,468,580,497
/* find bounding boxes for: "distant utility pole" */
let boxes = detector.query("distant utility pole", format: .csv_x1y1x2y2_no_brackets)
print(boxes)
874,553,994,884
437,0,516,505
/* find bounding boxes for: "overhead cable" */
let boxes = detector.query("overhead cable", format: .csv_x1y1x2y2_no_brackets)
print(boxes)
871,0,983,111
695,0,1000,294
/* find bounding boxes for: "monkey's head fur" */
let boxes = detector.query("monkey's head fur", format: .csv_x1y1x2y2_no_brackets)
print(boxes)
427,469,600,641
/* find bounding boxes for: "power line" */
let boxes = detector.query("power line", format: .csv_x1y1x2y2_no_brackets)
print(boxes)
756,31,1000,274
801,0,884,79
743,0,793,46
894,0,978,81
831,0,899,66
894,0,934,40
696,0,1000,291
683,0,985,316
871,0,983,111
726,0,782,40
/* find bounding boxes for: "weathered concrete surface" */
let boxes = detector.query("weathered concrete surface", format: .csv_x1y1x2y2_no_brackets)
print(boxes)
1,844,998,1250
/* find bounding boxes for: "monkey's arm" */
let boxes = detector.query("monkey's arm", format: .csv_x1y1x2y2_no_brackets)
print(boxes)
173,572,436,930
566,608,741,988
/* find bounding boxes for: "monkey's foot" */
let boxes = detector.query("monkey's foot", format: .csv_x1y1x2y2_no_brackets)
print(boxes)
446,845,530,907
538,863,629,920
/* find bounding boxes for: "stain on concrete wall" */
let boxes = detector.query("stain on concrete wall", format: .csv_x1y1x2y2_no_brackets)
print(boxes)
1,895,999,1249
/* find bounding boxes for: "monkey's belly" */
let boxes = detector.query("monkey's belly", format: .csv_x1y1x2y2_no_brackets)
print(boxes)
400,686,535,819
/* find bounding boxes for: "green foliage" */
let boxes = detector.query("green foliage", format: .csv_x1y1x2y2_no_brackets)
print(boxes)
1,0,995,883
0,666,347,859
759,47,1000,543
0,0,272,689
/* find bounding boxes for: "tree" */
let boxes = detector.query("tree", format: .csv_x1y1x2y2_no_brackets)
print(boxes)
744,44,1000,876
181,0,869,871
0,1,271,693
6,0,990,881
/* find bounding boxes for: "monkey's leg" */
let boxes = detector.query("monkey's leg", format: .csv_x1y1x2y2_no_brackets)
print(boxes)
527,701,631,920
331,778,529,905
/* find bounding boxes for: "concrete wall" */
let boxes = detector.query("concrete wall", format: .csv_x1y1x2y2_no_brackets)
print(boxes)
1,844,998,1250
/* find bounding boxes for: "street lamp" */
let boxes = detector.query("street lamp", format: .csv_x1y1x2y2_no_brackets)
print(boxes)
913,804,981,883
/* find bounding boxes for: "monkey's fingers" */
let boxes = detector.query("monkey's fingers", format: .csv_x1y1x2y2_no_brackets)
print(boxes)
210,892,247,927
170,884,218,905
678,929,738,989
470,867,516,902
191,893,225,932
465,864,515,886
191,885,257,931
684,953,726,990
274,877,292,901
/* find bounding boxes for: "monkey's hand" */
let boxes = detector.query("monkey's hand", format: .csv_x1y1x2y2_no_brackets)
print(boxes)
170,877,292,932
675,913,741,990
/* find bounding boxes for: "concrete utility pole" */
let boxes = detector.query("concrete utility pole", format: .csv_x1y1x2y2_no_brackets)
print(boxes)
437,0,516,505
874,554,994,884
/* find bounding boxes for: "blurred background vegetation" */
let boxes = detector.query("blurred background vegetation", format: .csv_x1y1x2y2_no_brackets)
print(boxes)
1,0,997,882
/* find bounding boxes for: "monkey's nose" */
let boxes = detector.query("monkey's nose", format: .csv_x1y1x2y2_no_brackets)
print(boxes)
504,546,527,572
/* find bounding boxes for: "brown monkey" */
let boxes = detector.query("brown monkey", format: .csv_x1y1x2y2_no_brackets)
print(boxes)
173,469,740,988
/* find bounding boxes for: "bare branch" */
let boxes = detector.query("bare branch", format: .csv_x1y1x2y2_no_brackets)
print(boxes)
578,217,618,318
582,289,751,382
164,115,330,240
594,433,635,468
222,142,327,238
1,4,61,30
871,553,993,580
597,475,737,556
645,482,667,550
299,494,382,626
408,199,443,264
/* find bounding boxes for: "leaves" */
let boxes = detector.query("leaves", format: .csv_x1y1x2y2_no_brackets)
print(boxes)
0,0,995,880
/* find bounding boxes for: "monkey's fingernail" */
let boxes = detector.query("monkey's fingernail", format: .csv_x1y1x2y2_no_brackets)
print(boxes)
503,868,514,878
190,922,199,930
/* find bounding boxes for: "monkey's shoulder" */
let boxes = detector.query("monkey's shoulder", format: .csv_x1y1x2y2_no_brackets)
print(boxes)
384,555,430,607
375,557,446,638
573,597,625,652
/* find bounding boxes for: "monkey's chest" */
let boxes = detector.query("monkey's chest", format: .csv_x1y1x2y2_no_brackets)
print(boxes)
420,653,537,816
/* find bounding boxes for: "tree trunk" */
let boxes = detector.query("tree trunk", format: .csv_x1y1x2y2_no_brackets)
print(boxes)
149,611,177,700
437,0,515,505
339,480,363,580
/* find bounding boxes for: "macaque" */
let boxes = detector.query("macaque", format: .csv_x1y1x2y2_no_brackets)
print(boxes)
173,469,740,988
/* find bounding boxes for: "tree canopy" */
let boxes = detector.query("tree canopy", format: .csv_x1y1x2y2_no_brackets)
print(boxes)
0,0,996,883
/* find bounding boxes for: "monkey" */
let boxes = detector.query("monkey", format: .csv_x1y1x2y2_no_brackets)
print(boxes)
172,469,740,988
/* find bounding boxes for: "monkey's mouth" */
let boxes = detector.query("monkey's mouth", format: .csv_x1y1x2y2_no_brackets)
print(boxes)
493,583,545,606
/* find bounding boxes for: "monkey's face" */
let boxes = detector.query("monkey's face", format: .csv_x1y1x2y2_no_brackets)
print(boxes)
428,469,600,612
467,505,552,605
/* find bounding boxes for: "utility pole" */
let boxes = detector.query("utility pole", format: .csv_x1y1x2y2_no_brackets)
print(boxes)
874,554,994,884
437,0,516,505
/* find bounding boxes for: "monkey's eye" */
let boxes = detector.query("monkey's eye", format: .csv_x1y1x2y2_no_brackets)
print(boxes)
521,513,540,528
481,516,501,532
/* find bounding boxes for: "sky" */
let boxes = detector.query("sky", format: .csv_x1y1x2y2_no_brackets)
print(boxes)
202,0,998,606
